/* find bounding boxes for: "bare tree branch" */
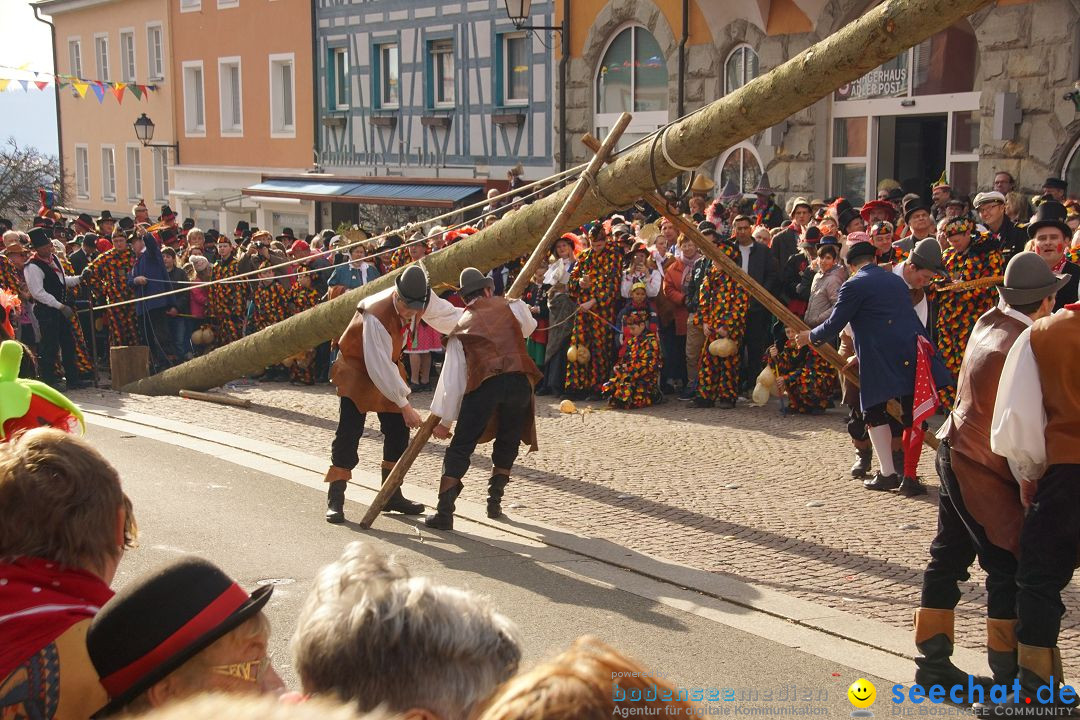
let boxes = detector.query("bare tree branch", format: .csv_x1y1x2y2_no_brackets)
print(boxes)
0,137,64,223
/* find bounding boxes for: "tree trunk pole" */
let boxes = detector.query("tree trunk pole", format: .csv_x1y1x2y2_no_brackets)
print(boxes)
124,0,992,397
358,116,633,528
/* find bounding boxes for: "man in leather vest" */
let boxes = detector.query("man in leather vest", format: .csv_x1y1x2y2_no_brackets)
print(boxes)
912,252,1067,699
23,228,86,390
991,257,1080,712
427,268,541,531
324,265,461,524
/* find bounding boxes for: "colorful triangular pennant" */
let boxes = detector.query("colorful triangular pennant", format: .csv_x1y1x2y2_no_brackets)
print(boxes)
90,82,105,103
0,79,9,92
111,82,126,103
128,84,142,100
73,81,88,98
17,80,28,91
34,80,49,90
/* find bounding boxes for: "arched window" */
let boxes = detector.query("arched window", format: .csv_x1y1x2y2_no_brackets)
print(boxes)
724,44,759,94
594,25,668,148
716,142,764,195
1063,138,1080,198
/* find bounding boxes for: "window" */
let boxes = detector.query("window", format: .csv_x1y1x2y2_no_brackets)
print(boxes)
68,39,82,78
147,24,164,80
75,145,89,199
94,34,110,81
153,148,169,202
500,33,529,106
219,57,243,135
430,40,454,107
716,142,764,196
120,30,136,83
270,54,295,136
375,43,399,109
218,0,239,7
594,26,668,147
101,146,116,200
180,0,200,10
182,61,205,135
126,146,142,201
330,47,349,110
724,45,759,94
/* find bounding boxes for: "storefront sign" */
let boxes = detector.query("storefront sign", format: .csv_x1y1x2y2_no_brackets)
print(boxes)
835,66,908,101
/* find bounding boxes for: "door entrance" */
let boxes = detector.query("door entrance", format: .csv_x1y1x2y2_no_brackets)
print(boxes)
877,114,947,203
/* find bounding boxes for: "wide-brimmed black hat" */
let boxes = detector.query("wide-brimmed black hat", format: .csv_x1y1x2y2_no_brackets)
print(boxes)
88,557,272,718
1027,200,1072,239
996,251,1071,306
159,205,176,221
395,264,431,310
1043,177,1068,192
98,210,115,223
845,241,877,264
908,238,947,275
74,213,96,232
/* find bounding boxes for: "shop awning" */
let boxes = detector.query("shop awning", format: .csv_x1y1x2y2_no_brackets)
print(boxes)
242,178,485,209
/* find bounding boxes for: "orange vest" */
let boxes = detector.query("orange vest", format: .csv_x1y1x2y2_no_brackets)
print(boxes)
330,294,408,414
1029,306,1080,466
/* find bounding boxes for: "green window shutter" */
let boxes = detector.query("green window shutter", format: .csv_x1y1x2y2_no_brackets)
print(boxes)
425,42,434,109
494,33,504,107
372,45,381,108
326,49,336,108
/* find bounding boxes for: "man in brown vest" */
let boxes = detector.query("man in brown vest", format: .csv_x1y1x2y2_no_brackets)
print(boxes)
427,268,542,530
992,261,1080,710
325,265,461,524
913,252,1068,698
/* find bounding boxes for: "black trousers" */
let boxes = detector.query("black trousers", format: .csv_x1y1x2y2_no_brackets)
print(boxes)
33,305,78,385
864,394,912,437
138,307,179,368
921,442,1018,618
1016,463,1080,647
544,340,568,395
330,396,409,469
741,311,771,391
660,324,687,385
443,373,532,481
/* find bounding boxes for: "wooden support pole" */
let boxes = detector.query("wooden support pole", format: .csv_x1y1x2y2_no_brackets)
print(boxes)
178,389,253,408
581,132,939,451
358,114,634,529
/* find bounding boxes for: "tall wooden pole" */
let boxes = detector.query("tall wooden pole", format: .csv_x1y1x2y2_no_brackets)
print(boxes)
358,116,632,528
125,0,993,396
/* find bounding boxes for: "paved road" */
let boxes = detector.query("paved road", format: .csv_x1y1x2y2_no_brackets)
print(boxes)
92,422,908,717
71,383,1080,673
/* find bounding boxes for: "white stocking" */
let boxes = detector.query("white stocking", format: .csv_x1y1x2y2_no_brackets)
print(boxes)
868,424,895,476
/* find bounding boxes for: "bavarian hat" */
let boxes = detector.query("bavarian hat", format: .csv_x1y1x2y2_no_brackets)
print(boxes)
395,264,431,310
996,251,1071,307
1026,200,1072,239
87,557,273,717
908,238,947,275
74,213,96,233
458,267,494,297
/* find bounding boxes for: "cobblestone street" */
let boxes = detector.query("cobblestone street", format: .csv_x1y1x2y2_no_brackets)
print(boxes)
70,383,1080,670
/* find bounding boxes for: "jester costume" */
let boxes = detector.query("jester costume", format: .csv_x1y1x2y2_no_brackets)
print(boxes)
602,325,661,409
1068,245,1080,265
0,255,20,295
696,240,749,404
0,340,84,440
57,255,92,374
288,284,322,384
252,281,289,332
566,237,621,394
388,246,411,272
932,229,1004,408
770,340,836,414
208,252,249,347
83,247,138,348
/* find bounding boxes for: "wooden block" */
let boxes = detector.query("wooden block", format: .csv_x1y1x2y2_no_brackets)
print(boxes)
110,345,150,390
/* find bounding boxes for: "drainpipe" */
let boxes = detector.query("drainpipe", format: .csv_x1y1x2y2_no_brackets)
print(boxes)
677,0,688,119
33,5,63,200
558,0,569,174
310,0,322,226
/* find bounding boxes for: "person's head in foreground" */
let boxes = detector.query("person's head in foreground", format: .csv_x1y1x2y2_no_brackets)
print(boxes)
131,692,398,720
473,635,698,720
87,557,280,717
291,541,521,720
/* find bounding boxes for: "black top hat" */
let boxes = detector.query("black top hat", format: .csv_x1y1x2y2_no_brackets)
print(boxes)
87,557,272,717
1043,177,1068,192
234,220,250,237
117,217,135,231
279,227,295,238
1027,200,1072,239
834,199,862,232
159,205,176,221
31,216,53,228
28,227,52,249
997,251,1071,307
182,217,195,230
800,226,823,246
902,196,931,224
846,241,877,264
98,210,115,223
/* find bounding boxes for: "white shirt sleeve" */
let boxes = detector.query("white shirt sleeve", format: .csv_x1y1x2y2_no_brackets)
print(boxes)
420,293,463,335
647,269,662,297
430,336,466,426
990,326,1047,482
620,274,633,298
23,263,63,310
361,312,412,409
508,298,538,337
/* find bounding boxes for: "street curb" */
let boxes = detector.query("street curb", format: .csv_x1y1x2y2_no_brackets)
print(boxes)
78,400,982,681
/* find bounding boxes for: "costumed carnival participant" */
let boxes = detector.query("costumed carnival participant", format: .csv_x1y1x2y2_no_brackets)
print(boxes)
427,268,540,530
207,234,249,347
602,308,662,409
989,265,1080,713
325,264,461,524
286,270,323,385
539,233,578,397
565,223,621,400
790,241,952,493
912,252,1068,697
24,228,87,391
932,216,1004,409
83,232,139,350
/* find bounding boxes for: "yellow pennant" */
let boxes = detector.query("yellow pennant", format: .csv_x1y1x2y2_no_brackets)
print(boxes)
73,81,89,98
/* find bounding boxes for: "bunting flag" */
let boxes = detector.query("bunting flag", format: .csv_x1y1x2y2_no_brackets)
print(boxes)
128,84,142,100
110,82,126,103
0,64,158,104
34,80,49,91
0,79,8,92
73,81,89,98
17,80,28,91
89,82,105,103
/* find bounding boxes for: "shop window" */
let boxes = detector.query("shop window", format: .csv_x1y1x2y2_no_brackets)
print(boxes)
717,143,763,195
725,45,759,95
832,164,866,207
833,117,867,157
951,110,979,154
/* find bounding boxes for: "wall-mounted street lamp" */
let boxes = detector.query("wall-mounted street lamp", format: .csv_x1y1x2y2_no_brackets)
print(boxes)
133,113,180,164
503,0,563,32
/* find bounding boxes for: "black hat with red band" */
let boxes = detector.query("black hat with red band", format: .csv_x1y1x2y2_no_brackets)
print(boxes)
87,557,273,717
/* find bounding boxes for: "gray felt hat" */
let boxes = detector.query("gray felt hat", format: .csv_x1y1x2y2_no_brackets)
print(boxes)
996,251,1071,307
459,267,494,297
395,264,431,310
908,238,947,275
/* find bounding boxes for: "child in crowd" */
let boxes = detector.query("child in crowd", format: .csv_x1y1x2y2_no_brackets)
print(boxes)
767,325,835,415
288,270,322,385
601,309,662,409
522,264,549,373
615,282,658,347
802,241,846,329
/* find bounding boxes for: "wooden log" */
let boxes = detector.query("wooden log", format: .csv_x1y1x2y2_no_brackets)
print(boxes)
359,114,633,529
178,389,253,408
109,345,149,390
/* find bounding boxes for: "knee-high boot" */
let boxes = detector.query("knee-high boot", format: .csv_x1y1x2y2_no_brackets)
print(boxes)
324,466,351,524
986,618,1018,684
914,608,991,690
487,471,510,519
424,477,463,530
380,462,424,515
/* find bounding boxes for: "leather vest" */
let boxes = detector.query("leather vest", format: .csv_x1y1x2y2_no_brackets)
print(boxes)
330,294,408,414
29,256,65,305
454,297,542,393
943,308,1027,467
1029,307,1080,466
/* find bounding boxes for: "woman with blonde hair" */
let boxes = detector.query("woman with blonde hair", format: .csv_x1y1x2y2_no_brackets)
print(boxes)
474,636,698,720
